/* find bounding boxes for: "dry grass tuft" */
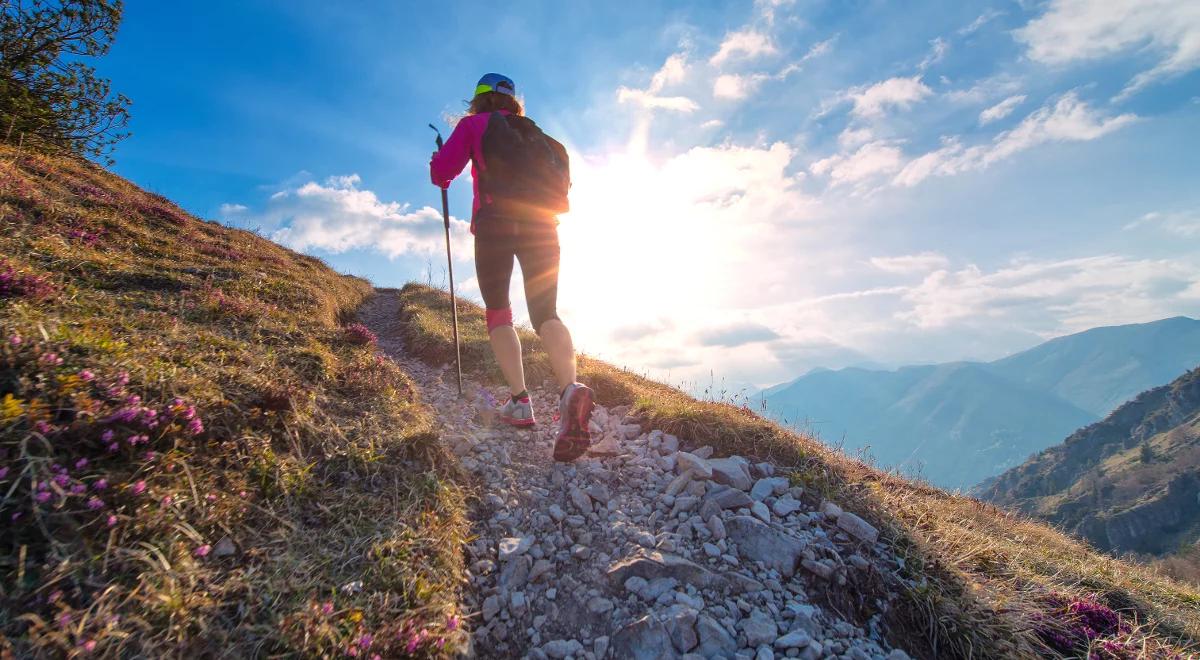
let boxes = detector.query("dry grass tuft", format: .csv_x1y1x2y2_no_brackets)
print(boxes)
0,147,469,657
397,282,1200,659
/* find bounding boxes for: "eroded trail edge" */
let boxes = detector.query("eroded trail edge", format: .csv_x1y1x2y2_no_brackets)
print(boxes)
359,292,911,660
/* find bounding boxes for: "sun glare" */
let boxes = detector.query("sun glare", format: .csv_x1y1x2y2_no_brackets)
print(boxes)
556,149,725,360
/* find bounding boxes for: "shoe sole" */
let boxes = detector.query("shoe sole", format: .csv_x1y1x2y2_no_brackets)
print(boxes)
500,415,536,428
554,386,594,462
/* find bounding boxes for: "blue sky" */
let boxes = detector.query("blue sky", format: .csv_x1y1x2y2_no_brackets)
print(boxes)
101,0,1200,389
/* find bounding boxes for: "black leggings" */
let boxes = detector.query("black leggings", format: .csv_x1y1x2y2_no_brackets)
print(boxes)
475,230,560,333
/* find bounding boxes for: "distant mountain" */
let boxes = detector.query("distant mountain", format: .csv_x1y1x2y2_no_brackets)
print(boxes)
762,317,1200,490
987,316,1200,416
976,367,1200,557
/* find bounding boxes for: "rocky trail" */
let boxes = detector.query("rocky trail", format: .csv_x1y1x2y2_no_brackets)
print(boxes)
359,292,912,660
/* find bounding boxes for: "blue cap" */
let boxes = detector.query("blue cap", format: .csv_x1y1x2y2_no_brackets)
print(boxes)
475,73,516,98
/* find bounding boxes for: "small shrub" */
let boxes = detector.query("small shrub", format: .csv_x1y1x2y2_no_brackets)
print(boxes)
343,322,378,346
0,260,57,301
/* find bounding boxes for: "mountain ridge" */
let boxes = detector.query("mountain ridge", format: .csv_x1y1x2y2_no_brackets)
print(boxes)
976,366,1200,560
761,317,1200,489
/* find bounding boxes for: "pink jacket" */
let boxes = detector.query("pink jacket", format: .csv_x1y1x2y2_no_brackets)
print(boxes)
430,111,509,234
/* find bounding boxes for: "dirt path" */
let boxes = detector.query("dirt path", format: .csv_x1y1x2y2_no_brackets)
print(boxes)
358,291,910,660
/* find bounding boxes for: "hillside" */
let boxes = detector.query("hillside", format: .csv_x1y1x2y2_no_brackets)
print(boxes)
2,147,1199,658
0,146,468,656
398,284,1200,658
977,367,1200,561
761,318,1200,490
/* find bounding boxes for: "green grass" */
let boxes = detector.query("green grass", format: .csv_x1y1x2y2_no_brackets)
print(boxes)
397,282,1200,659
0,147,468,657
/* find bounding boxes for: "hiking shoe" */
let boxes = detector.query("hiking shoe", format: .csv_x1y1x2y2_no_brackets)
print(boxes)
553,383,594,462
498,395,536,428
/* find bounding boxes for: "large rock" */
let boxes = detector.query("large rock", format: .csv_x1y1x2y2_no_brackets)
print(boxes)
837,512,880,544
708,457,752,491
499,536,532,561
725,516,807,577
695,614,737,658
607,550,762,594
610,615,679,660
707,488,754,511
676,452,713,479
751,477,790,501
664,607,699,652
740,609,778,647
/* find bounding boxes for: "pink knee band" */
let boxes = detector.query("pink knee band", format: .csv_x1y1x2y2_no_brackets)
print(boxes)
486,307,513,332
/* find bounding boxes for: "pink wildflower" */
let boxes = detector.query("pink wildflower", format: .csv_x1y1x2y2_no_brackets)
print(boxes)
78,369,95,381
71,483,87,495
35,420,54,434
0,466,8,480
34,491,52,503
205,493,217,502
81,639,97,652
194,544,211,557
106,514,117,527
130,480,146,495
100,429,114,442
48,590,63,603
144,451,156,461
57,611,71,627
87,497,104,510
11,512,22,522
106,442,119,453
8,334,20,346
53,473,70,488
161,495,173,507
187,417,204,435
75,457,88,470
40,353,63,366
320,601,334,616
358,634,373,648
93,479,108,490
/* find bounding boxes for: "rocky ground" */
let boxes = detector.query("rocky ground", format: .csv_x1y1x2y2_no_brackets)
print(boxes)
360,293,912,660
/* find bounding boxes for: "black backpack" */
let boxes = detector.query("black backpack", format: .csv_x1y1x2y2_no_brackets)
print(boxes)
479,112,570,228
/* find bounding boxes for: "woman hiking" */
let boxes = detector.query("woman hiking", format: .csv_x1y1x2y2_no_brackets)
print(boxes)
430,72,595,462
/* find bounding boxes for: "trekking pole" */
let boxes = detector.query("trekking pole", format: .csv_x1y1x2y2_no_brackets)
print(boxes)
430,124,464,397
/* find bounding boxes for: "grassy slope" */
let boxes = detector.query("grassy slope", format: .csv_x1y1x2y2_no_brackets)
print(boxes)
397,283,1200,659
0,147,468,657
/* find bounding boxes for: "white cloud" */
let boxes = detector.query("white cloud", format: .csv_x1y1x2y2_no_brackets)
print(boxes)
959,9,1004,36
713,73,769,100
218,203,248,216
894,92,1137,186
870,252,951,274
986,92,1137,163
700,119,724,129
838,126,874,149
1125,210,1200,237
898,255,1200,331
617,87,700,112
846,76,933,119
710,29,778,66
979,94,1026,124
810,140,904,186
650,53,688,92
945,74,1023,104
618,53,699,113
231,174,469,258
1015,0,1200,98
918,37,950,71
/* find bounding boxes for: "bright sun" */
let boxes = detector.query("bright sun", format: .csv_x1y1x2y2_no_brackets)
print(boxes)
554,149,724,358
